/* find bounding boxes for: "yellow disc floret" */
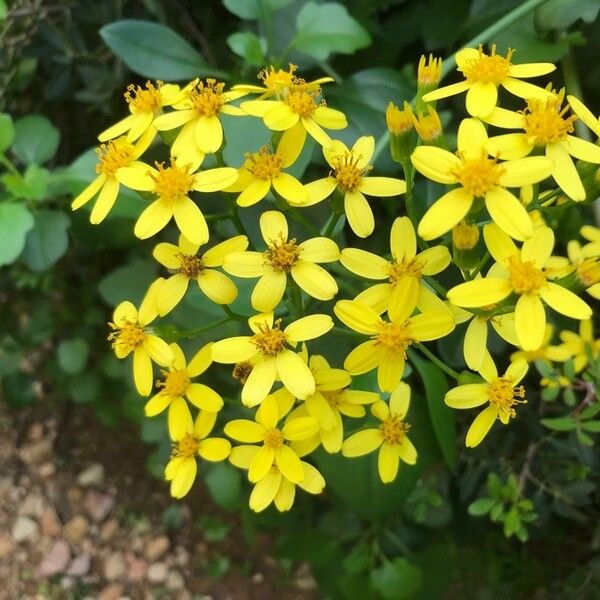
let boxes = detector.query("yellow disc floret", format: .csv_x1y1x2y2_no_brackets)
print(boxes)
460,44,513,85
264,428,284,449
125,81,163,113
453,221,480,250
251,320,287,355
523,89,577,146
387,258,425,282
453,154,504,197
265,236,302,271
508,256,546,294
173,433,200,458
246,147,284,180
284,86,319,117
380,415,411,445
150,159,195,202
188,78,226,117
258,64,300,92
107,319,145,352
374,322,412,356
178,254,204,278
332,153,370,191
158,369,190,397
96,139,136,177
487,377,526,420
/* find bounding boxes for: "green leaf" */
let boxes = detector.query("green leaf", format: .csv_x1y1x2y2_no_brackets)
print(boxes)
98,259,158,306
0,203,34,266
535,0,600,31
581,420,600,433
294,2,371,61
370,558,423,600
540,416,577,431
223,0,294,19
100,20,226,81
1,164,49,201
12,115,60,165
21,210,70,271
0,1,7,21
0,113,15,153
204,463,243,510
69,373,101,404
227,32,267,66
581,403,600,420
468,497,496,516
410,351,457,470
58,338,89,374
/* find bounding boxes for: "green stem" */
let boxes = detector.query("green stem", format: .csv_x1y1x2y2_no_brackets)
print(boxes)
161,318,230,341
466,251,490,281
221,304,246,322
290,280,304,318
205,212,231,222
373,0,552,162
413,342,460,381
258,0,275,63
0,154,19,175
229,201,247,237
424,276,448,299
400,159,417,228
322,212,342,237
332,326,363,339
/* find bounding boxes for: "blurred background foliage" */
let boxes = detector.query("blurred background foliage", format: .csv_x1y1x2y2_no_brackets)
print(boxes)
2,0,600,597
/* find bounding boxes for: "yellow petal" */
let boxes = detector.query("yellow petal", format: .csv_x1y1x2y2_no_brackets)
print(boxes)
98,114,135,142
334,300,382,334
501,77,554,100
229,444,259,469
153,109,195,130
483,223,518,265
202,235,249,267
565,135,600,163
567,95,600,136
90,178,120,224
344,340,385,374
135,200,172,239
282,416,319,441
168,397,193,441
241,99,279,117
194,116,223,154
447,279,512,308
251,270,287,312
274,477,296,512
352,136,375,168
272,173,308,205
211,336,256,363
249,468,281,512
274,445,304,483
521,226,554,268
71,175,106,210
284,314,333,343
242,356,277,407
378,443,400,483
340,248,387,279
224,419,265,442
193,167,238,192
133,346,153,396
312,106,347,129
398,437,417,464
388,277,419,323
457,118,488,158
445,384,489,409
170,458,197,498
485,186,533,241
260,210,288,243
198,270,238,305
278,123,305,167
408,311,455,341
546,142,585,201
509,62,555,78
515,293,546,351
153,242,181,269
421,80,470,102
486,133,532,160
466,406,498,448
344,189,374,238
377,349,405,392
116,164,155,191
222,251,265,277
342,429,381,457
291,261,337,301
249,445,276,482
145,393,170,417
419,246,451,276
264,103,299,130
236,178,271,207
465,81,497,118
198,438,231,461
505,359,529,385
411,146,460,184
499,157,554,187
298,462,326,494
173,197,208,245
417,187,473,240
277,350,315,399
358,176,406,197
539,283,592,320
298,237,339,263
390,216,416,261
187,383,223,411
305,177,338,206
483,107,525,129
305,392,337,430
156,273,188,316
143,334,174,366
464,317,488,371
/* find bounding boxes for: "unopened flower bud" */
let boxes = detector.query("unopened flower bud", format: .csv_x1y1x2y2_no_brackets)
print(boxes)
452,221,479,250
386,101,415,163
413,107,443,144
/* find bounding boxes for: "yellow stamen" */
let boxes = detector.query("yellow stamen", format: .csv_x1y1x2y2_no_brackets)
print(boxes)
107,319,145,352
188,78,225,117
265,235,302,271
172,433,200,458
488,377,526,420
523,89,576,146
124,81,163,113
507,256,546,294
246,147,283,180
95,138,136,177
284,86,319,117
178,253,204,278
418,54,443,86
264,428,284,449
157,369,190,397
258,64,300,92
331,152,370,191
232,361,253,384
460,44,513,85
150,159,195,203
251,320,287,355
374,321,412,356
453,154,505,197
380,416,411,445
387,258,424,282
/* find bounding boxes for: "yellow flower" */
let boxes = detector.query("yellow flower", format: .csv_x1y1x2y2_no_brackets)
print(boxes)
145,342,223,440
567,94,600,138
452,220,479,250
334,299,455,392
342,383,417,483
447,224,592,351
71,130,155,224
153,78,246,168
153,234,248,315
445,359,528,447
422,45,555,118
562,239,600,299
485,89,600,201
581,225,600,257
241,81,347,153
411,118,553,241
223,210,339,312
224,129,308,207
107,296,174,396
225,393,319,484
165,410,231,498
386,101,413,135
232,63,333,99
417,54,443,90
211,312,333,406
305,136,406,238
340,216,450,318
413,107,443,142
559,319,600,373
510,325,571,365
116,158,238,244
98,81,185,143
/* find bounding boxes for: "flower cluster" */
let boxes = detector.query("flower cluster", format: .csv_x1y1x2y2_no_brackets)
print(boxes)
77,48,599,512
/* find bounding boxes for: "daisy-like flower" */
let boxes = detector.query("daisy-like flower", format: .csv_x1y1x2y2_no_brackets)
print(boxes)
153,78,246,168
411,118,554,241
232,63,333,99
340,216,450,318
225,394,319,487
334,299,455,392
223,210,339,312
422,45,555,119
211,312,334,406
98,81,185,143
116,157,238,244
558,319,600,373
485,89,600,201
342,383,417,483
165,411,231,499
241,80,347,153
152,234,249,315
559,239,600,300
445,359,528,447
447,224,592,351
510,325,571,365
305,137,406,238
107,296,174,396
224,128,307,207
145,342,223,440
71,130,155,224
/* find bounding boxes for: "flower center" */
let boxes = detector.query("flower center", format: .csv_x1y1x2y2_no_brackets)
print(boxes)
124,81,163,113
107,320,145,352
265,235,302,271
251,321,287,356
577,258,600,287
387,258,424,282
331,152,369,191
246,147,283,180
488,377,526,420
95,138,136,177
178,253,204,278
232,361,253,384
264,428,284,449
158,369,190,397
284,87,319,117
150,159,195,203
374,321,412,356
507,256,546,294
523,90,577,146
173,433,200,458
258,64,299,93
380,416,411,445
322,390,343,407
460,45,513,85
453,154,504,197
188,78,225,117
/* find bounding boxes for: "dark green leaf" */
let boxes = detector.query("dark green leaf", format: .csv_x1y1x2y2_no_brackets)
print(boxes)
0,203,34,266
581,403,600,420
370,558,423,600
69,373,101,404
535,0,600,31
0,112,15,153
58,338,89,374
227,32,267,66
100,20,225,81
540,416,577,431
294,2,371,61
581,420,600,432
21,210,70,271
12,115,60,165
98,259,157,306
204,463,243,510
223,0,294,19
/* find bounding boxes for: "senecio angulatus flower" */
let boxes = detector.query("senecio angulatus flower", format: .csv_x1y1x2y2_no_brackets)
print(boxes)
75,47,600,514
